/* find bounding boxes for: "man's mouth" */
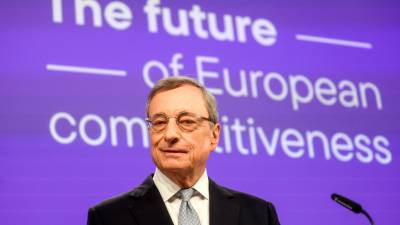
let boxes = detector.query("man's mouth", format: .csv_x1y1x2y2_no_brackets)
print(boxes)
160,148,188,156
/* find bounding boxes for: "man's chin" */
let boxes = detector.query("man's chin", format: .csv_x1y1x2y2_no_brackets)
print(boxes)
159,162,191,173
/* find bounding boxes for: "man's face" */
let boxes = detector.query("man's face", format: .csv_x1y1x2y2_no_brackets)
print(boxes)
148,85,220,175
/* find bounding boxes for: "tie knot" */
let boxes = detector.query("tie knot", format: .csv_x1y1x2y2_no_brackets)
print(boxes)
179,188,195,201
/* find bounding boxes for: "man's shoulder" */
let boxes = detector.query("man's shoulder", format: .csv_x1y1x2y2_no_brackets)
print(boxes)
210,180,280,225
90,176,154,210
230,187,269,203
213,181,272,206
89,189,134,213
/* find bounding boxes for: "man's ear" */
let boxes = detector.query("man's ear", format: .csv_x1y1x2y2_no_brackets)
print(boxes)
210,123,221,147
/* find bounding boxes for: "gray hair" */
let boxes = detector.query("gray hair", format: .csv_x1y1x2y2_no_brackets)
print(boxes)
146,76,219,123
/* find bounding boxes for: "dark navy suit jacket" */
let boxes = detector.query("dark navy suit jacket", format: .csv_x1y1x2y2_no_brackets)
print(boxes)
87,175,280,225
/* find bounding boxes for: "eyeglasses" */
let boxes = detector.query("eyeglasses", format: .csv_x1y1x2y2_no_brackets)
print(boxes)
146,112,215,133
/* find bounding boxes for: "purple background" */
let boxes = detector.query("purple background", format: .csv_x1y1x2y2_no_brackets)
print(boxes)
1,0,400,224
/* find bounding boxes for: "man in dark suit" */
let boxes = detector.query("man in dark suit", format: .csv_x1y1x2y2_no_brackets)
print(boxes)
87,76,280,225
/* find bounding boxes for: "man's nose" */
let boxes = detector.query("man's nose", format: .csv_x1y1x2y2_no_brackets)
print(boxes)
163,118,180,144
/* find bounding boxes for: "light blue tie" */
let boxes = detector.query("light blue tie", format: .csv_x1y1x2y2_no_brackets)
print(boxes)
178,188,201,225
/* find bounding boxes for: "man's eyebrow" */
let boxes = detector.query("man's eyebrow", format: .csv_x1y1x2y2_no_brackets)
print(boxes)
177,111,196,117
150,111,197,118
150,112,167,118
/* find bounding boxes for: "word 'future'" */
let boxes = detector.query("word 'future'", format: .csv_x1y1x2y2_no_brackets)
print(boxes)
51,0,277,46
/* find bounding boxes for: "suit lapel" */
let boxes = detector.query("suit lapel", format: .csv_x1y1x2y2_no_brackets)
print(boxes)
128,175,174,225
209,179,240,225
127,175,240,225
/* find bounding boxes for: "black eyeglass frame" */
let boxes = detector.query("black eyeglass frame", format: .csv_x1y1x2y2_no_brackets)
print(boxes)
145,113,215,133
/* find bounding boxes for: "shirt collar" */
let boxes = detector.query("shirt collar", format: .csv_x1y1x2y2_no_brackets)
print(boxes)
192,169,209,200
153,168,209,202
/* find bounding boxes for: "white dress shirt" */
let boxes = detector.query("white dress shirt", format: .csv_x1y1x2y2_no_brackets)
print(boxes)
153,168,210,225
